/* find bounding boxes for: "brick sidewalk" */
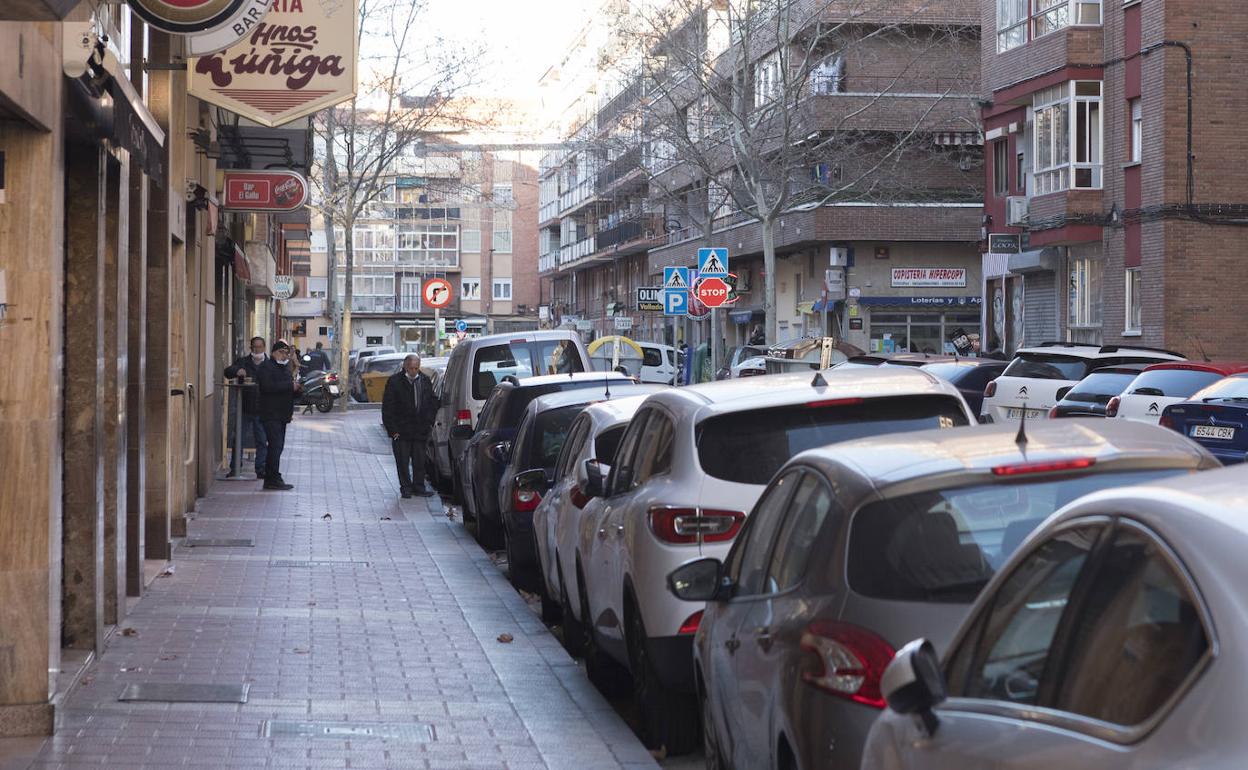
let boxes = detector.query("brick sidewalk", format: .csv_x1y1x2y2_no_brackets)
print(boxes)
16,412,657,770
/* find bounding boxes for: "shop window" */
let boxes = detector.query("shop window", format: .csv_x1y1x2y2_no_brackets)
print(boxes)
869,311,982,355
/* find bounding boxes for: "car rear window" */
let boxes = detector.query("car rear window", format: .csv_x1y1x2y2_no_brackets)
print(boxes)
1065,371,1139,403
595,425,627,463
1130,368,1227,398
1192,375,1248,401
525,406,585,470
471,341,585,400
1002,353,1090,381
847,468,1188,603
696,395,970,485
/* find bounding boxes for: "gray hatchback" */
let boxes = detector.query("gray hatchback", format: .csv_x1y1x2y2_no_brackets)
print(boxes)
668,419,1219,770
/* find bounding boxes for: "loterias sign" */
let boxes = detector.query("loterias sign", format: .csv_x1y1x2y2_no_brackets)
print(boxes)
188,0,358,128
221,169,309,211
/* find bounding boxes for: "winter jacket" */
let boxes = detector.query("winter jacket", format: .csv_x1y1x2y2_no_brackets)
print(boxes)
224,353,266,414
257,358,298,423
382,371,439,440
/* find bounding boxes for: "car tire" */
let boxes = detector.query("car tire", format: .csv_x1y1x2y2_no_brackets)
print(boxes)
539,590,561,624
476,510,504,551
580,569,630,699
626,604,700,755
451,459,467,508
558,566,586,658
700,674,727,770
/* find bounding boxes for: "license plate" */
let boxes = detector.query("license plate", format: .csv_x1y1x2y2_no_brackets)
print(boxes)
1006,408,1045,420
328,385,340,395
1192,425,1235,440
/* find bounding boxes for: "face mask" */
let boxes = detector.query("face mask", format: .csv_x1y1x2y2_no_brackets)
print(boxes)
252,352,265,362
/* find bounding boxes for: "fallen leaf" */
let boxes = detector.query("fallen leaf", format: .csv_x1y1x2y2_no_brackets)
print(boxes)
307,602,317,607
122,628,138,637
159,654,178,661
649,746,668,761
158,565,176,577
380,516,392,521
496,633,514,644
120,666,142,672
80,676,95,687
445,509,456,520
321,513,332,520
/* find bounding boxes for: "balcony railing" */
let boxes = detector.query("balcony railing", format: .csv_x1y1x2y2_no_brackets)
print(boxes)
596,146,644,193
559,235,597,266
539,252,557,273
558,178,595,214
595,213,664,251
806,73,977,97
597,78,643,128
539,199,559,223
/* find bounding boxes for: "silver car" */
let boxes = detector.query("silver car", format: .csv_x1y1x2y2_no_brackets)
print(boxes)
574,368,978,755
866,462,1247,770
668,418,1219,770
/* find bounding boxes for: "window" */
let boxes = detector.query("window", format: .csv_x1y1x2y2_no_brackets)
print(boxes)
462,278,481,301
1069,255,1103,330
753,50,782,106
997,0,1028,52
947,525,1102,702
555,418,590,481
809,54,844,95
366,336,384,346
528,406,584,470
727,471,801,596
1125,268,1142,333
993,140,1010,197
631,413,674,487
766,474,834,592
317,326,329,336
609,411,651,495
492,278,513,301
462,229,482,252
1033,0,1101,39
493,210,513,253
1003,352,1091,381
1129,98,1142,163
1053,525,1209,725
1127,367,1223,399
1017,150,1027,193
1034,82,1102,194
394,223,459,268
594,425,627,464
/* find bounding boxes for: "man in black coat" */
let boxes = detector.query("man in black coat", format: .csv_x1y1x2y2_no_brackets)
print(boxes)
224,336,269,477
257,340,302,490
382,354,439,498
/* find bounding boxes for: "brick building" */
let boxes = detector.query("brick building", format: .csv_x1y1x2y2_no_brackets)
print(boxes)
981,0,1248,357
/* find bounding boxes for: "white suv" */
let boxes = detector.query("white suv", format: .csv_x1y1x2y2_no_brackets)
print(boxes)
571,368,977,755
981,343,1183,424
1113,361,1248,424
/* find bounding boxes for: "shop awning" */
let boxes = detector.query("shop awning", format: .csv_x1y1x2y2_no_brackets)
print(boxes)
232,244,251,282
1007,247,1061,274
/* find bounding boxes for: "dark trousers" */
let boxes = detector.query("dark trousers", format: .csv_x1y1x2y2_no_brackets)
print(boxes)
263,420,288,482
392,437,427,493
238,414,267,475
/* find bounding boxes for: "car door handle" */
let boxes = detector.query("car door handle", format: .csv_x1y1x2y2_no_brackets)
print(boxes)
597,527,609,540
725,637,740,654
614,524,625,535
754,627,773,651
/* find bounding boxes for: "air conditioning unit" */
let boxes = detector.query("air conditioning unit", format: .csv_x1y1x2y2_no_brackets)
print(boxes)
1006,196,1029,226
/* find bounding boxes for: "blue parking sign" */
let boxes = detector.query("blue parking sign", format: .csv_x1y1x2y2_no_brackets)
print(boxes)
663,289,688,316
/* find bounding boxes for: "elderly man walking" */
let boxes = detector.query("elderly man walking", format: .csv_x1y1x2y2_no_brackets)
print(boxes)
382,354,439,498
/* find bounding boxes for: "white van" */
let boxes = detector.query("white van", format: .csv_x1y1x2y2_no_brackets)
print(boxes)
637,342,678,384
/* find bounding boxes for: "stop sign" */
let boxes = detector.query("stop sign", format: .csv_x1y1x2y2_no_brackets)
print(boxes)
696,276,731,308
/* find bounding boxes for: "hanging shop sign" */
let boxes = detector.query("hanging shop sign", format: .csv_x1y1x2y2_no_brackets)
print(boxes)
188,0,358,128
890,268,968,288
186,0,274,56
272,275,294,300
127,0,249,35
221,169,309,211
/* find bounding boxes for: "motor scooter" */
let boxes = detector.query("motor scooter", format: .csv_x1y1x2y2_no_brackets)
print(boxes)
297,369,341,413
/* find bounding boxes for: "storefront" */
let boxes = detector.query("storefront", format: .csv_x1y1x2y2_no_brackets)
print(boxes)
858,297,983,354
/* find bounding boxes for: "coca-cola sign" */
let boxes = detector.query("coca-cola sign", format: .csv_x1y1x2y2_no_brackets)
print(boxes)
221,170,309,211
188,0,358,128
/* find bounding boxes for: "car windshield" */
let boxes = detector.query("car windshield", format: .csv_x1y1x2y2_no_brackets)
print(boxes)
697,395,970,485
1193,375,1248,401
527,406,585,470
1128,368,1225,398
1064,371,1139,403
471,340,586,400
846,468,1189,603
1002,353,1090,381
595,425,627,463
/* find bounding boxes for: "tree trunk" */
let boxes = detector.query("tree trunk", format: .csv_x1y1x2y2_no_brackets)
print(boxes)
336,225,355,411
761,216,777,345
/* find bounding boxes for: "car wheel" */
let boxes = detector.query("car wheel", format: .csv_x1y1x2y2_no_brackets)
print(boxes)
476,509,504,551
700,674,727,770
539,589,561,624
558,565,586,658
626,604,700,755
579,568,630,699
451,459,467,508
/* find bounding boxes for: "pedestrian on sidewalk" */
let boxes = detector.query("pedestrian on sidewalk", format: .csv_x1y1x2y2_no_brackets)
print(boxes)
382,354,439,498
224,335,269,477
257,340,302,491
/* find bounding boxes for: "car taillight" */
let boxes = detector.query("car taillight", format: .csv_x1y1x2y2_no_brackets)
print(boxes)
647,507,745,545
806,397,864,408
678,611,703,635
455,410,472,428
1047,406,1059,419
985,380,997,398
326,373,337,382
570,488,590,509
991,458,1096,476
1159,413,1176,430
513,487,542,513
800,621,895,709
1106,396,1120,418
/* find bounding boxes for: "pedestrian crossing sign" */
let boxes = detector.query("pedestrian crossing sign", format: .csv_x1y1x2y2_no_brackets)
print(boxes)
697,248,729,277
663,267,690,290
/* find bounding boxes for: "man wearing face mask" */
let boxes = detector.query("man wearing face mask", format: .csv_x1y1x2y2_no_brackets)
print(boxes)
381,354,439,498
257,340,302,490
224,336,269,478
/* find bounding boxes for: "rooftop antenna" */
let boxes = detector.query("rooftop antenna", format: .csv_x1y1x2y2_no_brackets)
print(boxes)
811,370,828,388
1015,402,1029,447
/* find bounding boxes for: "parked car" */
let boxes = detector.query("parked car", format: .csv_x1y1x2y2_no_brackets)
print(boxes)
500,385,666,593
1113,361,1248,424
670,418,1217,770
572,367,977,754
717,345,766,380
731,355,768,378
980,343,1183,424
532,394,656,651
918,359,1009,415
1160,372,1248,464
430,331,589,499
354,352,407,402
349,345,397,380
762,336,862,374
1047,363,1149,419
865,462,1246,770
457,371,634,548
637,342,680,384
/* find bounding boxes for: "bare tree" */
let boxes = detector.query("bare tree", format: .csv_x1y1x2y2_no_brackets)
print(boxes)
612,0,980,344
310,0,483,405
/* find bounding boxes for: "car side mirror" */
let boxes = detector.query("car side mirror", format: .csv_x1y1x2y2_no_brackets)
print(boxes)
489,441,513,463
881,638,947,737
1055,386,1073,401
578,458,611,499
514,468,549,493
450,424,473,441
666,557,729,603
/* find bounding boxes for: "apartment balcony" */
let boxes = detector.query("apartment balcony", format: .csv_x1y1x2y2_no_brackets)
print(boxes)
596,146,645,194
558,178,597,215
539,252,557,273
594,214,665,254
799,74,979,133
558,235,597,267
597,78,643,129
539,199,560,225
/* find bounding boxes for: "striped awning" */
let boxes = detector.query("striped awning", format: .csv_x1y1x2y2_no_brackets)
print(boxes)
934,131,983,146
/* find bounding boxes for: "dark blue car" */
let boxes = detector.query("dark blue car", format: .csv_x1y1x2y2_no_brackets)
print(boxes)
1161,373,1248,464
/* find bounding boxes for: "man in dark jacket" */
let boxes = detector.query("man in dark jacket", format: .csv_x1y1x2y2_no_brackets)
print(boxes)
224,336,268,477
257,340,302,490
382,354,439,498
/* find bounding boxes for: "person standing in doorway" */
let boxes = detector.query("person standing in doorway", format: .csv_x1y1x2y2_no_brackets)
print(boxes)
257,340,301,490
382,354,439,498
224,336,269,478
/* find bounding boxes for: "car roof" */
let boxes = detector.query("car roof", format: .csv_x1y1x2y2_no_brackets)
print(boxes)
580,393,656,428
1015,342,1184,360
920,358,1007,370
1142,361,1248,375
1084,362,1150,375
513,371,632,389
463,330,582,347
790,418,1211,490
641,366,963,421
528,384,668,416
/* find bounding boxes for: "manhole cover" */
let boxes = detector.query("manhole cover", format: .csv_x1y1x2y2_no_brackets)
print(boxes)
271,560,372,568
261,721,434,742
119,683,250,703
184,538,254,548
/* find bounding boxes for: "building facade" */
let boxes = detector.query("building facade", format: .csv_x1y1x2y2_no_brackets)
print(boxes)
981,0,1248,357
